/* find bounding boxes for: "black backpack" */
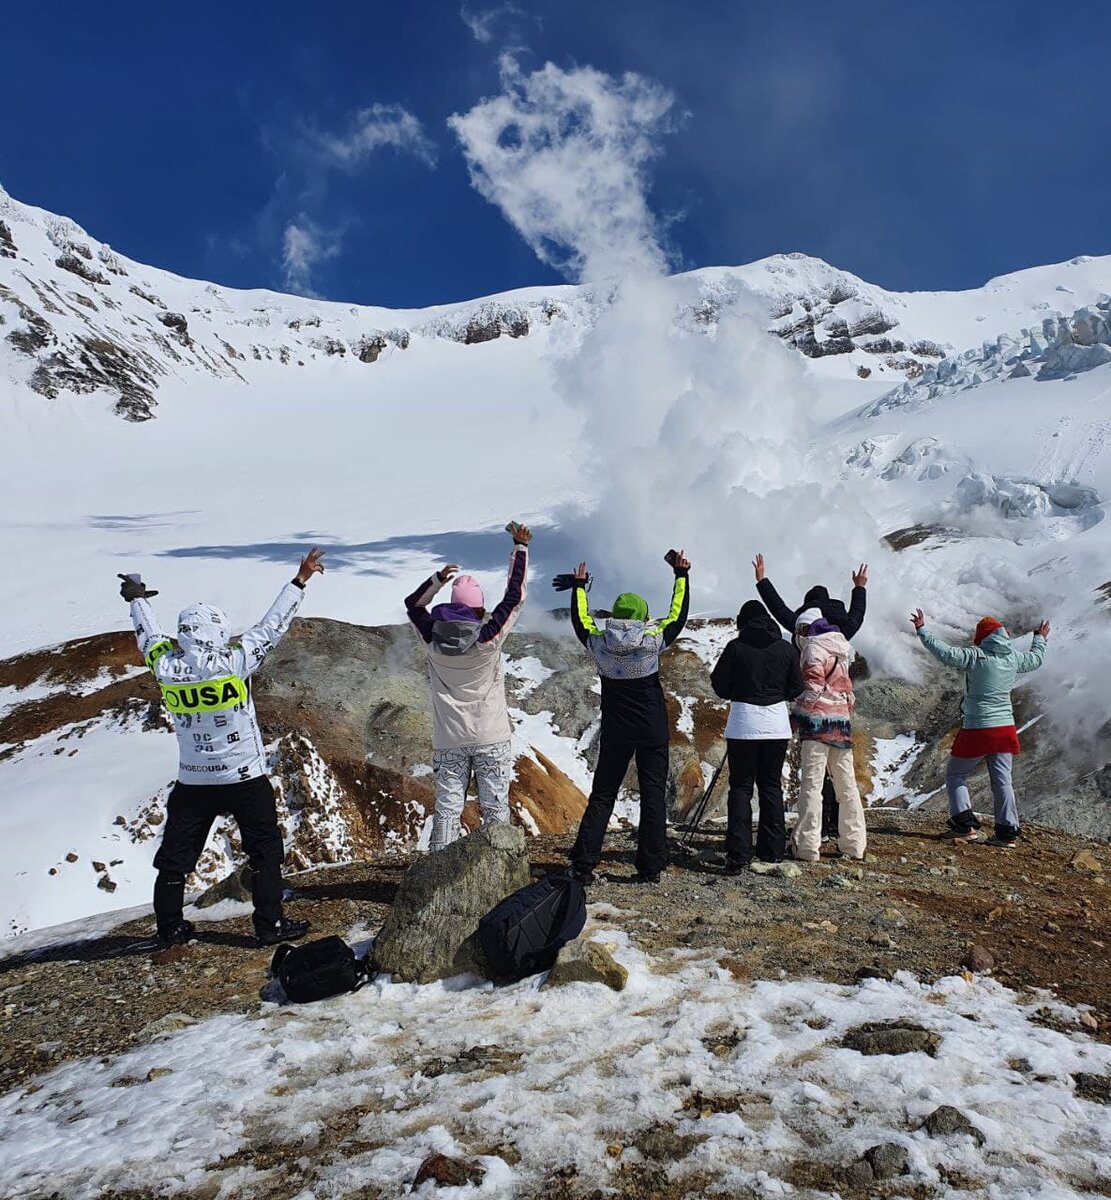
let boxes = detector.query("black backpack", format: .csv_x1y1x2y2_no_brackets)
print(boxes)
476,874,587,983
271,936,375,1003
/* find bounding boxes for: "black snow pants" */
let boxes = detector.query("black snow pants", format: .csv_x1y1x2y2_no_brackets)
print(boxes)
153,776,285,937
570,737,669,876
725,738,789,863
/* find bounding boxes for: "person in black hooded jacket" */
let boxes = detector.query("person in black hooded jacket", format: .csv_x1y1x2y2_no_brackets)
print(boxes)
752,553,869,842
710,600,804,869
753,553,868,640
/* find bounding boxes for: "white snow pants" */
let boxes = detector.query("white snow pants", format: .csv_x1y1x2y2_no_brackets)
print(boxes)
792,740,867,862
430,740,513,852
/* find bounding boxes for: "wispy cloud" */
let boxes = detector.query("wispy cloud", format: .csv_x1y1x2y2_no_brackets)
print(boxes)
215,102,439,298
459,2,530,45
311,103,438,170
281,216,343,297
448,56,678,282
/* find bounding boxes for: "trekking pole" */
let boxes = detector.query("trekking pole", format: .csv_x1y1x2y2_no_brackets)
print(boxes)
679,752,727,852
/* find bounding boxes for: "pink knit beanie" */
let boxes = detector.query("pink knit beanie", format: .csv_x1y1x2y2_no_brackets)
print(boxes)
451,574,484,610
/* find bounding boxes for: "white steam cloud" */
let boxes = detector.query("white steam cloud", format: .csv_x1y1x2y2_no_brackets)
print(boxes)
452,58,1108,769
449,57,676,281
450,59,885,634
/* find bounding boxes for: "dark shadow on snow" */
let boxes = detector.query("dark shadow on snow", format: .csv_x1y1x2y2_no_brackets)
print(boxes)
155,526,583,582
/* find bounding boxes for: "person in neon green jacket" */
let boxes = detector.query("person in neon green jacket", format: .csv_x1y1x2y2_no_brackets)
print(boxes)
567,551,691,884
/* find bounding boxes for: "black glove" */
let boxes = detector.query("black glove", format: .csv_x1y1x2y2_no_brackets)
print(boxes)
552,572,591,592
118,573,158,602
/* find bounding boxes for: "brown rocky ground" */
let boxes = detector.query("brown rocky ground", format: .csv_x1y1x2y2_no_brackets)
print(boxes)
2,810,1107,1106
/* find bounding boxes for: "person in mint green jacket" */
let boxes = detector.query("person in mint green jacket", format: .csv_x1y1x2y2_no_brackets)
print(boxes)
911,609,1049,847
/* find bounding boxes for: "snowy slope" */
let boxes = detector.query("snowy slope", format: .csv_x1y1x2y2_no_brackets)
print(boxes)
3,182,1111,658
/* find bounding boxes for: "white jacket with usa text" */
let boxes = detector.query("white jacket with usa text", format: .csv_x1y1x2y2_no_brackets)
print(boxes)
131,582,303,785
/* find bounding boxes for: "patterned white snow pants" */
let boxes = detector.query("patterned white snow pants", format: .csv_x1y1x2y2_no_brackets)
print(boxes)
791,740,868,862
430,740,513,852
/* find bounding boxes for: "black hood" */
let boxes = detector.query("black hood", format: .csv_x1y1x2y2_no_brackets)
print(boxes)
737,609,783,648
803,585,830,608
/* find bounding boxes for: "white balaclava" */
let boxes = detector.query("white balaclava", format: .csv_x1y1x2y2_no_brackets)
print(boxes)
176,602,231,651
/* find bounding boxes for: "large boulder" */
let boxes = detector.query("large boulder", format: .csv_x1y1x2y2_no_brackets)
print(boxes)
371,824,531,983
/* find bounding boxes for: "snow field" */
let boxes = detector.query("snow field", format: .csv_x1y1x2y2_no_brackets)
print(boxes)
0,935,1108,1199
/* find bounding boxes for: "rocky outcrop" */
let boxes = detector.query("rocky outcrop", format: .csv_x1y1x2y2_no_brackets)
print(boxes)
27,336,160,421
371,824,531,983
55,252,109,285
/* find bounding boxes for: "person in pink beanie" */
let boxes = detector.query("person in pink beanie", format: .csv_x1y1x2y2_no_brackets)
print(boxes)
404,523,532,850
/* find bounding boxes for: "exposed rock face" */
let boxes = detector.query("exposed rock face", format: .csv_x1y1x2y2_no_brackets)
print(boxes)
194,864,253,909
371,824,531,983
55,252,108,285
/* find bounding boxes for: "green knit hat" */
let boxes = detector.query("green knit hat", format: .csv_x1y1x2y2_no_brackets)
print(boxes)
611,592,649,621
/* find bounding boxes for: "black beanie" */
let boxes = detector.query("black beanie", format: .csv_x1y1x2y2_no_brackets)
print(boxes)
736,599,768,629
802,585,830,608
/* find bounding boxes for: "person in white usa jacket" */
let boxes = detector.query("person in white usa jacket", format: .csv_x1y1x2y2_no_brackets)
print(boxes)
121,547,325,947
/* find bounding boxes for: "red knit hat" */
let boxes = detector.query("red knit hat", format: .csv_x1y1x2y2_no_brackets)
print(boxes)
974,616,1004,645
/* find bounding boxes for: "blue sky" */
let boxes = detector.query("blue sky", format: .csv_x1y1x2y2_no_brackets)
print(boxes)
2,1,1108,307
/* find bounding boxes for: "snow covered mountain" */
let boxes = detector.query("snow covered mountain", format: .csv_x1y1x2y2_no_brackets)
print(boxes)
3,184,1111,937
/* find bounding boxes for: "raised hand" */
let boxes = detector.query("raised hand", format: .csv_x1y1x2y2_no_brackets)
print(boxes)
910,608,925,630
506,521,532,546
1036,620,1051,639
118,573,157,602
438,563,460,583
670,548,691,572
853,563,869,587
753,553,766,582
295,547,326,585
573,560,589,582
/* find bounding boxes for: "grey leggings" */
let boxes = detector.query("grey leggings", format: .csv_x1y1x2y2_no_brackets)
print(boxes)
946,753,1020,834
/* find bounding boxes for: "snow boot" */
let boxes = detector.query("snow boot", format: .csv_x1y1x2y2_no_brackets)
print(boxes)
157,919,196,948
632,871,661,885
570,865,596,886
724,856,750,876
256,916,311,948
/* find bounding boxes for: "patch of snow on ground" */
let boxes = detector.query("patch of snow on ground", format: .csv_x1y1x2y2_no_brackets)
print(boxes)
867,733,929,806
505,655,555,698
0,944,1107,1198
0,713,175,938
0,665,147,722
510,706,592,794
676,621,735,669
675,695,696,737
